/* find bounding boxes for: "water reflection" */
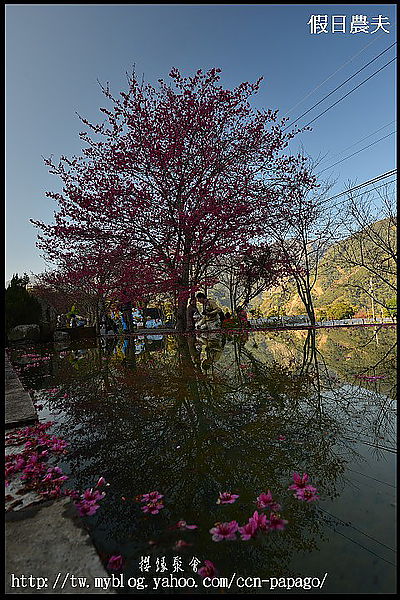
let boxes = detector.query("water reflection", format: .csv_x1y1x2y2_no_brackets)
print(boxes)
9,326,396,593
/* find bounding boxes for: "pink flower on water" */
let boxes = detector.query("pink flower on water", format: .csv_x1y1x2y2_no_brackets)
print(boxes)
50,440,68,452
142,501,164,515
209,521,238,541
268,512,288,531
256,491,281,512
107,555,124,571
64,489,80,500
42,486,63,499
294,487,319,502
14,457,26,471
96,476,109,488
82,488,106,502
198,560,218,578
288,472,310,491
54,476,69,484
175,520,198,530
42,472,68,484
249,510,269,532
140,490,163,503
217,492,239,504
75,501,100,517
238,519,258,541
174,539,192,549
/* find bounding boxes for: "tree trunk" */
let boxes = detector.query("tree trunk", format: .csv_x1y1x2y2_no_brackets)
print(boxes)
176,241,192,332
295,277,316,327
176,296,187,332
305,294,316,326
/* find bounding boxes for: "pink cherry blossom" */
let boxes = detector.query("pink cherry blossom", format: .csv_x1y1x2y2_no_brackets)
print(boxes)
238,519,258,541
140,490,163,503
174,539,192,549
209,521,238,541
107,555,124,571
175,520,198,530
82,488,106,502
75,501,100,517
268,512,288,530
294,487,319,502
198,560,218,578
256,491,281,512
96,476,108,488
64,489,81,500
288,472,310,491
249,510,269,532
217,492,239,504
141,501,164,515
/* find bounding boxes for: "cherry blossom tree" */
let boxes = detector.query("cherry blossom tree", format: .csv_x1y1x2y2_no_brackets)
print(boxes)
33,241,158,330
32,67,318,330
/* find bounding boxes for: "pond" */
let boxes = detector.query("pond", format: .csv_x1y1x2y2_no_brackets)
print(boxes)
7,325,397,594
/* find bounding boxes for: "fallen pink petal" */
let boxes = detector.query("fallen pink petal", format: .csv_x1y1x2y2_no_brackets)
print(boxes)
198,560,218,578
268,512,289,530
174,539,192,549
289,472,310,491
175,520,198,530
209,521,238,541
238,519,258,541
217,492,240,504
140,490,164,503
294,487,319,502
256,491,281,512
141,501,164,514
107,555,124,571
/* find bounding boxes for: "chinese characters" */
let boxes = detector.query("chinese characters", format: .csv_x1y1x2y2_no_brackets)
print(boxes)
308,15,391,34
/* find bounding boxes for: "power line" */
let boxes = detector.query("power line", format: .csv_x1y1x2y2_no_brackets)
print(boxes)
346,468,395,489
342,436,397,453
284,42,396,130
317,177,396,215
321,170,397,203
318,120,396,166
318,507,396,553
283,33,387,116
302,56,396,130
328,526,396,567
317,131,396,174
346,179,396,202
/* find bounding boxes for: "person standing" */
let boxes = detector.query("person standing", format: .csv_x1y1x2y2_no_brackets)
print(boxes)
119,291,134,333
186,297,201,331
195,292,223,330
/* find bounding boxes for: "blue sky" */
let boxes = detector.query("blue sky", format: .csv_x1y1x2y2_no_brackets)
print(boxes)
5,4,396,282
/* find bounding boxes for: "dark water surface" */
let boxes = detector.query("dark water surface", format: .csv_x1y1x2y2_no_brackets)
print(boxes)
9,325,397,594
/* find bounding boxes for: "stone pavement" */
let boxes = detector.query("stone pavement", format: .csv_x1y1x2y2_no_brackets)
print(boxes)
5,498,114,594
5,352,114,594
5,354,37,428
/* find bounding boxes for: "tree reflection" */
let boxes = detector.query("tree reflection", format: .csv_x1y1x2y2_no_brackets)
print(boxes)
13,326,396,592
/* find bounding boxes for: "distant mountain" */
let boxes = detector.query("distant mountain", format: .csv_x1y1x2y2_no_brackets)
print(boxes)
259,219,396,316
